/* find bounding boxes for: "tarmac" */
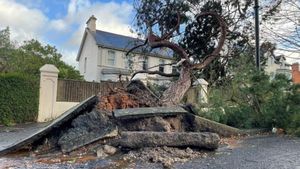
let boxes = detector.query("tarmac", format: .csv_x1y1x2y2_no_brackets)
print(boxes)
0,124,299,169
0,122,49,152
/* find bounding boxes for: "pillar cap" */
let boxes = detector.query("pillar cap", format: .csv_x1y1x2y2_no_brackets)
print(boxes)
40,64,59,73
193,78,208,85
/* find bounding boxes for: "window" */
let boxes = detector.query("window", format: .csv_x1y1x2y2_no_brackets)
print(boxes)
172,66,177,74
159,59,165,72
142,57,148,70
107,50,116,66
125,57,133,70
124,58,129,69
84,57,87,73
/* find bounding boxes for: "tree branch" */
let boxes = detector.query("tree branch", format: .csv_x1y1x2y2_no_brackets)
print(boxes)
192,12,227,69
147,62,176,70
126,39,148,56
161,13,181,40
131,70,179,80
148,34,190,61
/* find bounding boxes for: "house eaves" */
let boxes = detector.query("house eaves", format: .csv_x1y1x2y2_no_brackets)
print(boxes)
76,29,88,61
97,44,175,60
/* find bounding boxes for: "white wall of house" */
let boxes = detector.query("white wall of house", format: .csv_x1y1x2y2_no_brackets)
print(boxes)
78,15,174,83
265,56,280,78
265,55,290,79
78,31,99,82
95,47,173,82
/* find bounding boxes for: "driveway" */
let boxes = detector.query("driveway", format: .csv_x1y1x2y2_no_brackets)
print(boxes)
0,135,299,169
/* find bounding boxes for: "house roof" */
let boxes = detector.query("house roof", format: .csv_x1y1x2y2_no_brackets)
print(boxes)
94,30,173,58
94,30,139,51
76,29,174,61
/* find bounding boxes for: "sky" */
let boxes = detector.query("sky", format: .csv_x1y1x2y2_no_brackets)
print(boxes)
0,0,299,68
0,0,136,67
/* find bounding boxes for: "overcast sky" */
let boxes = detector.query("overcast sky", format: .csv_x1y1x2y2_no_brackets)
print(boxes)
0,0,136,67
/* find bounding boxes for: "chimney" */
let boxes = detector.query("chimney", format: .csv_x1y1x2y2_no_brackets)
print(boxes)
292,62,300,84
86,15,97,33
292,62,299,72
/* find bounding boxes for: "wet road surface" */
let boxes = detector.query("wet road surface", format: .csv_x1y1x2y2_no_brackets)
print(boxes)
0,135,299,169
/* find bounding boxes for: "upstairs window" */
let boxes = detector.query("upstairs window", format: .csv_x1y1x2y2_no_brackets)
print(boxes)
107,50,116,66
142,56,148,70
159,59,165,73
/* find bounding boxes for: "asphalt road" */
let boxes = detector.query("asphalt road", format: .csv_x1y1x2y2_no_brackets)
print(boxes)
174,135,300,169
0,135,299,169
0,123,49,152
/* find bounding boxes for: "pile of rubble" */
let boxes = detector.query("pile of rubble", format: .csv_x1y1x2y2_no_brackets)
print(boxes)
0,80,242,167
123,146,208,168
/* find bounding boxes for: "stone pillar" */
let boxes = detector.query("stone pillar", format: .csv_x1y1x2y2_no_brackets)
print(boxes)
193,78,209,104
37,64,59,122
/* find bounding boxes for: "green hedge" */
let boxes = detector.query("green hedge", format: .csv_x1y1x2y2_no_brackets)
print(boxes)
0,73,39,125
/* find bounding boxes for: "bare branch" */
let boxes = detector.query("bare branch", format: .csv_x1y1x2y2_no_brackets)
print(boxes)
148,33,190,61
126,38,148,56
147,62,176,70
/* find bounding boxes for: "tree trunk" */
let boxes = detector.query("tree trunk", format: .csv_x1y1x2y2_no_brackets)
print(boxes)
160,66,192,106
111,131,220,150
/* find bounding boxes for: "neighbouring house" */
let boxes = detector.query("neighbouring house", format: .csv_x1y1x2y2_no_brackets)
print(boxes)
264,54,291,79
76,15,174,84
292,62,300,84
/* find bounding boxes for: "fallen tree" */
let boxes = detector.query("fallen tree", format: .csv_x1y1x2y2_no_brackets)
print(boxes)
111,131,220,150
127,1,227,106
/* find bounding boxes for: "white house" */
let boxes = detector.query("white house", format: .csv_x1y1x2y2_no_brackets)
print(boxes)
264,53,291,79
76,15,174,84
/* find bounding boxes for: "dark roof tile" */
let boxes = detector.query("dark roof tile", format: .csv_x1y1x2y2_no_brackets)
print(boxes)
94,30,173,58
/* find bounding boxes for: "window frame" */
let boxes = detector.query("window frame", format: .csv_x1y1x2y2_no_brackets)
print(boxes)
142,56,149,70
107,50,116,66
159,59,165,73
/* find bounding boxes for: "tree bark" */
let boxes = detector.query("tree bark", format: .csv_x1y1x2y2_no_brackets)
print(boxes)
113,106,187,119
111,131,220,150
160,66,192,106
184,113,242,137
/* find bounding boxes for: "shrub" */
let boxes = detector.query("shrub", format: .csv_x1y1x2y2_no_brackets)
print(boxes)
201,72,300,136
285,85,300,136
0,73,39,125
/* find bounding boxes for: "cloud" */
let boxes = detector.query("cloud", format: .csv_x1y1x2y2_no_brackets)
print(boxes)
275,50,300,64
0,0,48,42
0,0,135,67
52,0,135,66
68,0,91,16
60,0,135,48
261,1,300,49
50,19,68,32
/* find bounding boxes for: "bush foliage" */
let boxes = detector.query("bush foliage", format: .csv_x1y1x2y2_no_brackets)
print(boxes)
0,73,39,125
197,70,300,136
